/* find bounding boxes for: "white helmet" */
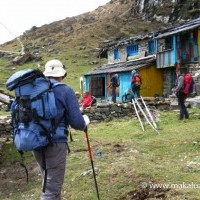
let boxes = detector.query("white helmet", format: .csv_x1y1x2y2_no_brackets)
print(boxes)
43,59,66,77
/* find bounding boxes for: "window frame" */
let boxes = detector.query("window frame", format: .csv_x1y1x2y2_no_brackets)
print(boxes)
127,44,139,56
148,40,155,54
114,49,119,60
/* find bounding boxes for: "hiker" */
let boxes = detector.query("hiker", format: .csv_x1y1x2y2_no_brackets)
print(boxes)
108,72,119,103
33,59,90,199
131,69,142,99
80,91,93,110
172,69,189,120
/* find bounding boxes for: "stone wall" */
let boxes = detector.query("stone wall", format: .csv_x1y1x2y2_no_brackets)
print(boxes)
83,99,171,123
0,99,171,138
185,63,200,95
84,102,135,122
162,68,174,97
0,116,12,137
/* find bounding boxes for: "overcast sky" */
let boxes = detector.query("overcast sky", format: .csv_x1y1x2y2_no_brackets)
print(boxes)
0,0,110,44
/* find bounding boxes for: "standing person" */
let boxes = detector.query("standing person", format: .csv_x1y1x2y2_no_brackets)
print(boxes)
131,69,142,99
33,59,90,200
173,69,189,120
108,72,119,103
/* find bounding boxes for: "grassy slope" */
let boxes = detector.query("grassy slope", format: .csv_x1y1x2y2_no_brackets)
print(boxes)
1,1,200,199
0,108,200,200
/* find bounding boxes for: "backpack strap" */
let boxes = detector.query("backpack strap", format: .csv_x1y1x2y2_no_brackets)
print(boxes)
18,150,29,183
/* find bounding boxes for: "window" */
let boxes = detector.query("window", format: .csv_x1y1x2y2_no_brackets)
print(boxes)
148,40,155,54
114,49,119,60
127,44,139,56
165,37,173,50
90,77,105,97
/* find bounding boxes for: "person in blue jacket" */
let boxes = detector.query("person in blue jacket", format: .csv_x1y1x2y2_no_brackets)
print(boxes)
33,59,90,200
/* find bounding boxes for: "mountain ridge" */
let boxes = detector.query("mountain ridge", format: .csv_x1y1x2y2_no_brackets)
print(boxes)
3,0,200,55
5,0,200,48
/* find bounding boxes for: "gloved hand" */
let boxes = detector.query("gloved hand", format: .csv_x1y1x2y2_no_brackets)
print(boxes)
83,114,90,126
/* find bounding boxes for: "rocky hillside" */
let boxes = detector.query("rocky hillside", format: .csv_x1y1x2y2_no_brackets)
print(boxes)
22,0,200,43
0,0,199,90
20,0,200,42
2,0,200,49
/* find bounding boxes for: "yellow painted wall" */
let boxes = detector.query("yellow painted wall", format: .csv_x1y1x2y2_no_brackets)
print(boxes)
139,64,163,97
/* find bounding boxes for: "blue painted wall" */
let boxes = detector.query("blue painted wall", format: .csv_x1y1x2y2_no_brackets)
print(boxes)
84,72,132,101
156,35,177,68
178,31,199,62
156,30,200,68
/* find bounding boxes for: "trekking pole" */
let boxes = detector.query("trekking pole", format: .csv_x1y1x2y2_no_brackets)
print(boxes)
135,99,160,134
131,99,145,131
140,96,158,129
84,128,100,200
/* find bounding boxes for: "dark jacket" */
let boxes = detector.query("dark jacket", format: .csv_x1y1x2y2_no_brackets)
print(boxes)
111,74,118,87
50,79,86,142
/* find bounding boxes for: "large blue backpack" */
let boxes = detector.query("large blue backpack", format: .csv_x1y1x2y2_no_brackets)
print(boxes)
6,69,64,151
6,68,66,192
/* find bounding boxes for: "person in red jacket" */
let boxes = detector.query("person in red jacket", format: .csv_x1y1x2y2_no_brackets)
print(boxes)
131,69,142,99
80,91,93,110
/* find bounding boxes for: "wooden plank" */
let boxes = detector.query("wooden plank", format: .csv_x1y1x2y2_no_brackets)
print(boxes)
0,92,12,104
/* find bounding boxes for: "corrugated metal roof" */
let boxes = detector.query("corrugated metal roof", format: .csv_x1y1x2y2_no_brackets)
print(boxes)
156,17,200,38
85,55,156,75
98,18,200,56
102,33,155,51
112,33,154,48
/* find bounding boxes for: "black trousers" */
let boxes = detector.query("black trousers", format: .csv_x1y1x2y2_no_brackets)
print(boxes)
131,84,140,99
176,92,188,119
111,86,116,103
